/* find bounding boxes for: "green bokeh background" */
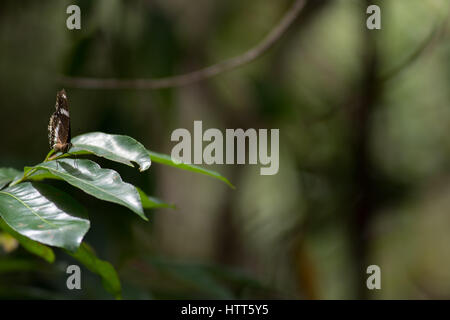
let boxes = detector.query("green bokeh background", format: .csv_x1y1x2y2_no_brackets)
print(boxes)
1,0,449,299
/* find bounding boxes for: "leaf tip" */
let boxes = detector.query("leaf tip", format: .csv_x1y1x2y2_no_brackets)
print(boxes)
46,251,56,263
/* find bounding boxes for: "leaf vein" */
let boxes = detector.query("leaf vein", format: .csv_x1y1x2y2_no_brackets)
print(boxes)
0,191,58,228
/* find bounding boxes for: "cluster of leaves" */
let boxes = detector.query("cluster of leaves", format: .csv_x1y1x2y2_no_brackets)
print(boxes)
0,132,233,299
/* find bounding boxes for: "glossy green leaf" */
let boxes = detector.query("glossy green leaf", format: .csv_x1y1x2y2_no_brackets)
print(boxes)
0,182,90,251
0,219,55,263
147,150,235,189
26,169,64,182
137,187,175,210
0,168,21,189
9,166,60,187
71,132,151,172
33,159,146,220
67,242,122,299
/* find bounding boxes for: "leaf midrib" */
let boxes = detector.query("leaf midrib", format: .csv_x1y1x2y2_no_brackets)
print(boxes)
0,190,58,228
72,144,132,167
40,163,141,214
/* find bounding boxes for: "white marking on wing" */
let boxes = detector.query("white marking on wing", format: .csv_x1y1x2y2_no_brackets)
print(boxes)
54,123,60,143
60,109,69,117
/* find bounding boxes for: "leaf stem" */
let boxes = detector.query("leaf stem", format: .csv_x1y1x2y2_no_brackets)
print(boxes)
44,149,55,162
10,150,63,187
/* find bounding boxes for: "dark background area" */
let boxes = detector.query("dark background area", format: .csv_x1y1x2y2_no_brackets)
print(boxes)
1,0,450,299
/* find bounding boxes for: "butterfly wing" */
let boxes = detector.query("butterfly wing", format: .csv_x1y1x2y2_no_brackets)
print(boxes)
48,89,71,151
48,113,57,148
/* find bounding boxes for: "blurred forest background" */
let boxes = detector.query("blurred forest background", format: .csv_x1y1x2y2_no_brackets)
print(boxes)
1,0,450,299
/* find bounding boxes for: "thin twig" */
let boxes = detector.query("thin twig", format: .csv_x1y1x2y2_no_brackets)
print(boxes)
60,0,307,90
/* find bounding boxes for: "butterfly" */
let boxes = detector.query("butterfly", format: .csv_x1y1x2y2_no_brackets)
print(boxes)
48,89,72,154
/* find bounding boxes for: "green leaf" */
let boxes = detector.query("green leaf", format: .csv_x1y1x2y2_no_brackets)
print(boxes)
26,169,64,182
0,219,55,263
147,150,235,189
9,166,61,187
71,132,151,172
32,159,146,220
0,182,90,251
67,243,122,299
0,168,22,189
137,187,175,209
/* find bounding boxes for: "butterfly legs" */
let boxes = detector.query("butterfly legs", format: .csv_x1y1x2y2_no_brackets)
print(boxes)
48,151,77,170
65,152,78,169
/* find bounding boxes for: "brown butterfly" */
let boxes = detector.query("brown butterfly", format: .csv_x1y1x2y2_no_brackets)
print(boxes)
48,89,72,154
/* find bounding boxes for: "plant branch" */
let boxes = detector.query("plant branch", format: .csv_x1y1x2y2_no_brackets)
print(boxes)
59,0,307,90
10,151,68,187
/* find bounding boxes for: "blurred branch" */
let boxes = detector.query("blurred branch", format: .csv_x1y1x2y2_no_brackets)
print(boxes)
380,15,449,82
349,0,381,300
59,0,307,90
